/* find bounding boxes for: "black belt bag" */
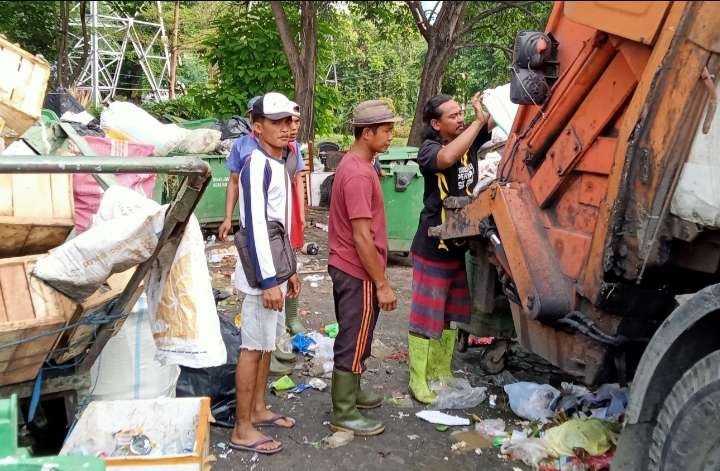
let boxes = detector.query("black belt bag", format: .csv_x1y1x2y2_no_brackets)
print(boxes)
234,158,296,289
234,221,296,289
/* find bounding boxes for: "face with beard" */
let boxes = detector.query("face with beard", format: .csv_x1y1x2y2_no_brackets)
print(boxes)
430,99,465,142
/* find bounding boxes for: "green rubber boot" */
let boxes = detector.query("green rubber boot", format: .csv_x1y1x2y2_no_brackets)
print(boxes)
285,297,305,335
274,347,296,363
330,370,384,436
269,353,293,376
357,376,383,409
408,335,437,404
428,329,458,381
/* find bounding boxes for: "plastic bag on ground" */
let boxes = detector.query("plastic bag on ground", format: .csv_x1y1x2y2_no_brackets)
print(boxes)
33,186,164,301
100,101,188,156
307,331,335,360
504,382,561,422
145,214,226,368
501,437,553,469
430,377,487,410
543,419,619,457
90,294,180,401
475,418,506,436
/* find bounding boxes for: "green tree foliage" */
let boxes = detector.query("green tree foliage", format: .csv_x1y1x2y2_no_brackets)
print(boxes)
443,2,553,103
0,2,59,60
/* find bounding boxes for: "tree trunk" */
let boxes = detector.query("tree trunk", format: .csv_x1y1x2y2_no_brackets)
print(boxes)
271,1,317,142
405,1,467,146
169,0,180,99
407,43,454,146
56,1,70,88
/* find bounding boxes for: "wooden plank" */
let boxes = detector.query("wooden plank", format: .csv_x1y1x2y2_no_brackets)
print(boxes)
23,225,72,255
12,174,52,218
50,174,73,218
0,174,13,216
0,287,7,323
11,59,33,105
0,261,35,322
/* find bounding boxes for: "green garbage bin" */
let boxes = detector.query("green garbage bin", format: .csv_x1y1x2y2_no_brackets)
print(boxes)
153,154,236,228
379,147,423,254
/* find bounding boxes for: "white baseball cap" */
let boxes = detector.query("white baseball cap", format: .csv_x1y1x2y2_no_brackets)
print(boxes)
252,92,301,120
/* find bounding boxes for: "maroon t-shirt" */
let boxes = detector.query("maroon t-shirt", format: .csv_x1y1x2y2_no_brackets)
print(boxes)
328,153,388,281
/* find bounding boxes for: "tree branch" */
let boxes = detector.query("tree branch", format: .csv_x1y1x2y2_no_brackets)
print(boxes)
427,0,441,24
405,0,430,42
456,1,534,40
454,42,514,57
270,1,302,78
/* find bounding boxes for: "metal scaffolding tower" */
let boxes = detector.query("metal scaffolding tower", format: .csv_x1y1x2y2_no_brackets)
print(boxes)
67,1,172,107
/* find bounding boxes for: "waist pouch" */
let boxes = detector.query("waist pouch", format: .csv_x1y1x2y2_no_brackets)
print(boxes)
234,221,296,289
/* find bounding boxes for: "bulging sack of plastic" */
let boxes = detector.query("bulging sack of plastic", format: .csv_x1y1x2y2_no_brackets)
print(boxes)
177,128,222,154
430,377,487,410
33,186,164,301
90,294,180,401
504,382,561,421
145,214,226,368
100,101,188,156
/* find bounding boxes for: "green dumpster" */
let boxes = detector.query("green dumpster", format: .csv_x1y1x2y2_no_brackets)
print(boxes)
153,154,235,227
378,147,423,254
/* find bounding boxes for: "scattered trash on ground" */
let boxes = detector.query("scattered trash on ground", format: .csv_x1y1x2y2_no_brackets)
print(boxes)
501,437,552,468
488,394,498,408
475,418,506,437
317,431,354,449
407,434,420,441
430,378,487,410
270,375,296,393
450,430,493,449
302,242,320,255
416,410,470,427
504,382,561,422
435,425,449,432
324,322,339,338
387,392,413,408
303,274,325,283
468,336,495,346
288,383,313,395
385,350,409,362
292,333,317,355
543,419,619,457
309,378,328,391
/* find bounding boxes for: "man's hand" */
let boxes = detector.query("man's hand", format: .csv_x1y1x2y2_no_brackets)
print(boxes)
218,217,233,241
287,273,301,299
263,286,284,312
471,91,489,124
376,280,397,311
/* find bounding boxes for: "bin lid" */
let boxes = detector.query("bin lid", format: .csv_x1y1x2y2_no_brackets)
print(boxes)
379,146,419,162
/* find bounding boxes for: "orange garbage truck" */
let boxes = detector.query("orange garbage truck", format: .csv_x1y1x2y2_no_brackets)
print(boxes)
433,2,720,468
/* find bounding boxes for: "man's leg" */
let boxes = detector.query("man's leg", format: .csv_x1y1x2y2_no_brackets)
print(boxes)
231,294,282,452
252,283,295,428
328,267,384,435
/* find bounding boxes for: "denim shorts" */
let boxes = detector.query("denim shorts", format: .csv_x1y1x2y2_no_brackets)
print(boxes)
240,282,287,352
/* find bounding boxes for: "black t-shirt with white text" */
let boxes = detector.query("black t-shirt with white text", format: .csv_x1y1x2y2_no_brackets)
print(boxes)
411,128,491,261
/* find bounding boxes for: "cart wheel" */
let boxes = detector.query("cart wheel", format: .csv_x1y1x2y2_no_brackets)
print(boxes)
457,330,469,353
479,340,509,374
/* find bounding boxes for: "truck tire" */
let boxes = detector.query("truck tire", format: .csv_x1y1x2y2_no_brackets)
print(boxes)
649,349,720,471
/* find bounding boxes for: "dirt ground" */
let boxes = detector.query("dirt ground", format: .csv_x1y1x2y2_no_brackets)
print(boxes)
206,209,558,471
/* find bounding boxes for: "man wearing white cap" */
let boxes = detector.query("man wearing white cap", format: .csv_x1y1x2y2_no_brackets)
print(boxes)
228,92,301,455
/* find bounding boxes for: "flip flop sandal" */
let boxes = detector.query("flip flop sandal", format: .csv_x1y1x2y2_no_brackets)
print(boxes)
253,413,296,429
228,435,283,455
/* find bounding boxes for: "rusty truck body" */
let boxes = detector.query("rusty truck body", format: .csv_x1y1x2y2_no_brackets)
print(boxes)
435,2,720,468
